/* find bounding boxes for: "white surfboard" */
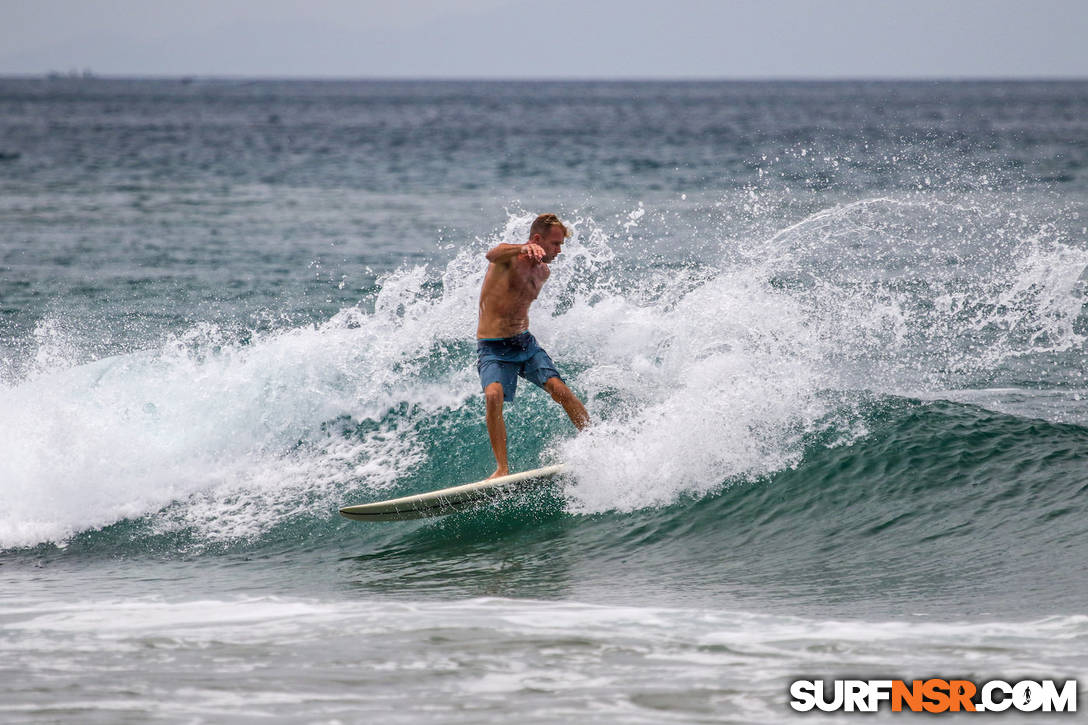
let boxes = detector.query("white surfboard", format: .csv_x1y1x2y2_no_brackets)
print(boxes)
339,464,567,522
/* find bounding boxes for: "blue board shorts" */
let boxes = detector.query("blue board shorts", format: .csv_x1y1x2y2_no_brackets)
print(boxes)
476,331,562,402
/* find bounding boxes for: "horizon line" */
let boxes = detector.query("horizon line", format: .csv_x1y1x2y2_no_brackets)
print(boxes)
2,72,1087,84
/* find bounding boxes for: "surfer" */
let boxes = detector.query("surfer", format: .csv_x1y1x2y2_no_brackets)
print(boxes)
477,214,590,478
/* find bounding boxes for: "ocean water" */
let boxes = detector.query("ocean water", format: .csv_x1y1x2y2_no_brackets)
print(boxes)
2,78,1088,722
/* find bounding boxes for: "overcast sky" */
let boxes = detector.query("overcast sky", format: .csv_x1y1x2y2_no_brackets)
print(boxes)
2,0,1086,79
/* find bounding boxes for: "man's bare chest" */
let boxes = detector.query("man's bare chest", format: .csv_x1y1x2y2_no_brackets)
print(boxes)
510,266,548,299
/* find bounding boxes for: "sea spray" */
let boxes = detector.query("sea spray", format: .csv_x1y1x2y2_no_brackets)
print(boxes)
2,197,1086,546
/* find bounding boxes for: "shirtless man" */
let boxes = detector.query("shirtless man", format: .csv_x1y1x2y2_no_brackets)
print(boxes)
477,213,590,478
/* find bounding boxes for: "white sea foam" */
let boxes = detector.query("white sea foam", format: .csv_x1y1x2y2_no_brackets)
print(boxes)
2,596,1084,724
0,317,424,547
553,198,1088,513
555,267,829,512
0,213,560,548
0,271,486,548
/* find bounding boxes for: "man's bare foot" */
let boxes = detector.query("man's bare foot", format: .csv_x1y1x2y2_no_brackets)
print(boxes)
486,466,509,480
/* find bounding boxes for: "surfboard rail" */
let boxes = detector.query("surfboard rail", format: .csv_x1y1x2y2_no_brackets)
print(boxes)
339,464,567,522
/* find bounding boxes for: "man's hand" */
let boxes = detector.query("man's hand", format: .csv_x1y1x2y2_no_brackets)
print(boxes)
521,243,545,263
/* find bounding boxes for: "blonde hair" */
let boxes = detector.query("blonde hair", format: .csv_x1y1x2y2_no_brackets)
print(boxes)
529,213,568,239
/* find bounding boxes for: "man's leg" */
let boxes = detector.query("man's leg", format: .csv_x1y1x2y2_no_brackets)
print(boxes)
484,381,509,478
544,377,590,431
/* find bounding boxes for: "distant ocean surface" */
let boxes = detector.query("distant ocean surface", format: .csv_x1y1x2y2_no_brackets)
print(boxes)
2,78,1088,722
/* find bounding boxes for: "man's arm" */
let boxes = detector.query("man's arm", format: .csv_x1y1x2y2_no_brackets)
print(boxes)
486,243,528,264
486,242,544,265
